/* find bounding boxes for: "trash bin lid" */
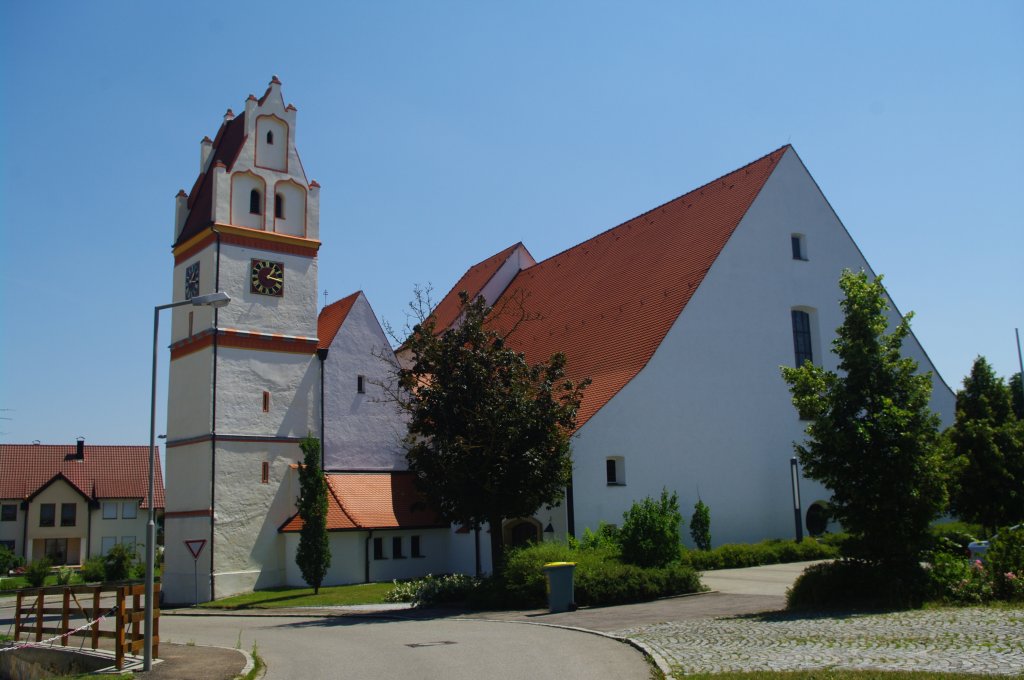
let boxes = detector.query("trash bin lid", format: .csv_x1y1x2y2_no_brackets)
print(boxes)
542,561,577,568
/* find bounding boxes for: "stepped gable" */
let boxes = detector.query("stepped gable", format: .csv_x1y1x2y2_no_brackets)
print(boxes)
175,113,247,246
487,146,789,429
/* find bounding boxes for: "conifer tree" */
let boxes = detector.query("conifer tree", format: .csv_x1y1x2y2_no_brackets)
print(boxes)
295,435,330,594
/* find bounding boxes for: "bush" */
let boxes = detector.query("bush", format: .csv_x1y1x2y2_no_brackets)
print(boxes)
385,573,481,606
578,522,620,553
787,559,929,610
24,558,52,588
929,521,983,557
986,526,1024,602
104,543,138,581
55,566,74,586
619,489,682,568
928,551,992,604
81,556,106,583
680,538,838,571
690,500,711,551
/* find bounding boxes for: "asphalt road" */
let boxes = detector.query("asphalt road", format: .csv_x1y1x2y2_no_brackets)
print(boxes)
158,612,651,680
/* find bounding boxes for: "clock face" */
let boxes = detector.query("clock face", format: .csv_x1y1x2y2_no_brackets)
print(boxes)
250,259,284,297
184,262,200,300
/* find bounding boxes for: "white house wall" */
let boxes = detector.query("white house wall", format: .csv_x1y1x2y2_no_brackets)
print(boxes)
569,148,955,546
89,500,149,560
0,501,24,556
323,294,407,470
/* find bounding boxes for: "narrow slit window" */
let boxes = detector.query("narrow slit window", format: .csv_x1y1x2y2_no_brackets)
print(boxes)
357,375,365,394
791,234,807,261
274,193,284,219
188,311,194,337
411,535,422,558
266,130,274,145
261,461,269,484
262,390,270,413
792,310,813,366
250,189,262,215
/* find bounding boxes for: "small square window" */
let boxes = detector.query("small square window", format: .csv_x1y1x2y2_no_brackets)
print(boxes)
1,504,16,522
357,375,365,394
61,503,77,527
121,502,138,520
102,502,118,520
373,536,385,560
392,536,404,559
411,535,422,558
791,234,808,261
606,457,625,486
40,503,55,527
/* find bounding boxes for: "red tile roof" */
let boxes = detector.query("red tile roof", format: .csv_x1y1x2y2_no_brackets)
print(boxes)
317,291,361,350
446,146,788,429
280,472,445,532
429,242,525,332
0,445,165,509
175,112,248,247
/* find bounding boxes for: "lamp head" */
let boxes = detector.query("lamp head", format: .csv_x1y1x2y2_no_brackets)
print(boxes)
191,291,231,308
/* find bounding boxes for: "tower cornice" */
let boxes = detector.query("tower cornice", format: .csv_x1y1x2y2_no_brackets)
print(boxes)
174,222,321,264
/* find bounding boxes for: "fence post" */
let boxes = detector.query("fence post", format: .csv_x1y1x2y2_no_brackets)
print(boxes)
14,590,22,641
92,586,101,650
115,586,125,670
35,590,43,642
61,587,70,646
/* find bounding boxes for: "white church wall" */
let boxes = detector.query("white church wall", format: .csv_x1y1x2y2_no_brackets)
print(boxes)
323,294,408,470
166,349,213,440
214,347,318,438
569,149,955,546
170,246,219,345
163,511,213,605
272,179,306,237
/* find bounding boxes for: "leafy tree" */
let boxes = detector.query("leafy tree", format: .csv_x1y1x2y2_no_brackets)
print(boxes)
1010,372,1023,420
295,435,330,594
781,269,946,566
397,293,589,575
948,357,1024,533
618,489,683,568
690,499,712,551
104,542,137,581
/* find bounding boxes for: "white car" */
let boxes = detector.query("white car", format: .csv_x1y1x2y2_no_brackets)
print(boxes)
968,525,1021,562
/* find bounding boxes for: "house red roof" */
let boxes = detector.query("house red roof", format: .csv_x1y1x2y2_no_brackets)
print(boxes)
429,242,525,333
175,112,248,247
317,291,361,350
0,445,165,509
280,472,445,532
443,146,788,429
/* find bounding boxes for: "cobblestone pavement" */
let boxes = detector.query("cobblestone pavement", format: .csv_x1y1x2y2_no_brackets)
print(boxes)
614,607,1024,677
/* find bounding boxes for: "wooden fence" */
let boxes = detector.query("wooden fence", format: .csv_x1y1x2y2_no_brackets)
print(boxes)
13,582,159,669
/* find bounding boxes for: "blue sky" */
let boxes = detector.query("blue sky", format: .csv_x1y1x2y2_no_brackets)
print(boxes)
1,1,1022,447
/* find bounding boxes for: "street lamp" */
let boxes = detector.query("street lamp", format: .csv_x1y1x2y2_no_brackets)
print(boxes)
146,291,230,670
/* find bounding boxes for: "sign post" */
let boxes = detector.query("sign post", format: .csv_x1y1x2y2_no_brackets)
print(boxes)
184,540,207,607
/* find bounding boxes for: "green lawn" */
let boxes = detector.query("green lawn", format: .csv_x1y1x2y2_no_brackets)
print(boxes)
682,673,1020,680
199,581,395,609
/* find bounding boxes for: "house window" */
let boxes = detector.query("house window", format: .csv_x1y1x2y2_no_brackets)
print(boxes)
249,189,262,215
791,310,814,366
0,540,14,551
1,504,16,522
411,535,422,558
61,503,77,527
262,391,270,413
266,130,274,145
261,461,270,484
44,538,68,565
121,536,137,552
121,502,138,520
357,375,365,394
373,537,385,560
606,457,625,486
101,536,117,555
102,502,118,519
791,234,807,261
40,504,55,527
392,536,404,559
274,193,284,219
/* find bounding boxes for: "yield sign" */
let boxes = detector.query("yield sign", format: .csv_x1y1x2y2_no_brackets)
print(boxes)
184,539,207,560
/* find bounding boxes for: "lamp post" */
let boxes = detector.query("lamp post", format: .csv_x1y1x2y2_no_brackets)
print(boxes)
790,456,803,543
146,291,230,671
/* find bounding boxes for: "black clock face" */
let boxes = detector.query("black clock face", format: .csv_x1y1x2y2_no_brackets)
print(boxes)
184,262,200,300
250,259,284,297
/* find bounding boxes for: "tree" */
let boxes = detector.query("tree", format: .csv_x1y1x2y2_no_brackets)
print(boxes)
618,489,683,567
690,499,712,551
948,357,1024,533
1010,372,1023,421
781,269,946,566
397,293,589,575
295,435,330,594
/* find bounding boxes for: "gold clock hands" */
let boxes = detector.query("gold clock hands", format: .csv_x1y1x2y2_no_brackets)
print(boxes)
265,275,282,283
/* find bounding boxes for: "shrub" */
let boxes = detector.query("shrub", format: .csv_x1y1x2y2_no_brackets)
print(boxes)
787,559,929,610
24,558,52,588
680,538,837,571
0,545,16,575
104,543,138,581
578,522,620,553
928,552,992,604
929,521,983,557
619,489,682,568
81,556,106,583
55,566,74,586
385,573,481,606
986,526,1024,602
574,561,702,607
690,500,711,551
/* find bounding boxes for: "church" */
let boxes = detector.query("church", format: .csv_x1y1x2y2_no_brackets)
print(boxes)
162,78,954,604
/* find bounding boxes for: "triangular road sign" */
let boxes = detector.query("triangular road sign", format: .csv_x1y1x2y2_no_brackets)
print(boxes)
184,539,207,560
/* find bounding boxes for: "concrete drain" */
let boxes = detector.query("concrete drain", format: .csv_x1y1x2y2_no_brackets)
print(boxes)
406,641,458,648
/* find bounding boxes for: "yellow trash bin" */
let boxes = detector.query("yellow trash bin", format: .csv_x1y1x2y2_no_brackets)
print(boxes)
542,561,577,613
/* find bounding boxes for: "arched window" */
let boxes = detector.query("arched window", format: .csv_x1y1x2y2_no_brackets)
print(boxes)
266,130,274,145
274,193,284,219
249,189,262,215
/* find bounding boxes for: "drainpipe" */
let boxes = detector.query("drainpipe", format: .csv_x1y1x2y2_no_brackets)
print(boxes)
317,349,328,470
565,480,576,539
209,228,223,599
20,501,28,560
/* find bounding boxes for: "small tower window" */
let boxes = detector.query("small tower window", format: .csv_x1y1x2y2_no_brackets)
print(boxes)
357,375,366,394
266,130,274,145
261,461,269,484
250,189,262,215
274,193,284,219
262,390,270,413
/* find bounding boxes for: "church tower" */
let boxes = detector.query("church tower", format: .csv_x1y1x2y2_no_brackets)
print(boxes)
164,77,322,602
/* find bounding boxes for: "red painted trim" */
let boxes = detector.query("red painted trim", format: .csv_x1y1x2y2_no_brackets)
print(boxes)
272,178,308,238
219,230,319,256
174,232,216,265
165,509,213,518
254,114,290,174
170,329,317,360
